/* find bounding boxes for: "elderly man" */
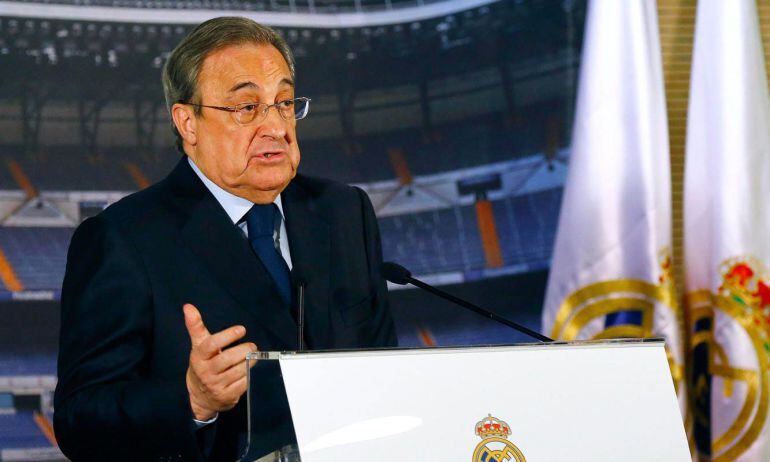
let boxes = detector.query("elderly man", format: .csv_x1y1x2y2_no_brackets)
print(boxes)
54,17,397,461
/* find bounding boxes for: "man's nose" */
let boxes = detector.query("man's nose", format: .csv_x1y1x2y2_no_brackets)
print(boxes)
257,105,288,139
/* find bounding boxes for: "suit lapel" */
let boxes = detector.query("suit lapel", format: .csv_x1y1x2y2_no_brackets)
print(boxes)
169,158,297,348
282,179,332,349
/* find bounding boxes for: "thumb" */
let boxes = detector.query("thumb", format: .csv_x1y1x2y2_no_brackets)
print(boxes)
183,303,210,346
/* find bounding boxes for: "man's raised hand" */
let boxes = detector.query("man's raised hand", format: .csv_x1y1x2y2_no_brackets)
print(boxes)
183,303,257,421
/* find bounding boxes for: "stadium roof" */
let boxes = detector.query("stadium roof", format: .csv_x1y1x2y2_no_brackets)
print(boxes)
0,0,499,27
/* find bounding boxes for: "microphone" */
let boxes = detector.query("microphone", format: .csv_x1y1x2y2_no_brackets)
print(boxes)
381,262,553,343
290,268,308,351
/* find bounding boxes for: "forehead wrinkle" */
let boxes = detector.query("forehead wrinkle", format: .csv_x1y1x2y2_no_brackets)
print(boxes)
228,81,259,93
200,45,293,98
227,75,293,96
262,67,293,90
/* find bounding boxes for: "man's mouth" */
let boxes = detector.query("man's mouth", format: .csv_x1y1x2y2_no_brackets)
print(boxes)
252,151,285,161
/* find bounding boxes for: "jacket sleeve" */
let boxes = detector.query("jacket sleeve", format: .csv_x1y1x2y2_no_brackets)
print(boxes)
54,215,205,462
355,187,399,348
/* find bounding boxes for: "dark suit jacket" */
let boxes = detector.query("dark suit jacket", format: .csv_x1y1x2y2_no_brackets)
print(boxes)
54,157,397,461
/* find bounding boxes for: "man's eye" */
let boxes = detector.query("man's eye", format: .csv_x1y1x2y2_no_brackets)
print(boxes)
278,100,295,108
239,104,258,112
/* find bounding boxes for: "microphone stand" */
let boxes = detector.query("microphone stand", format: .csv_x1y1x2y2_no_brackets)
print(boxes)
406,276,553,343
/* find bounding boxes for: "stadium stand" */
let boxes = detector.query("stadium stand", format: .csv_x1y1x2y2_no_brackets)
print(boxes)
493,187,561,268
0,184,563,295
430,112,545,174
0,311,60,455
0,1,580,98
0,351,56,376
0,411,51,449
3,0,457,13
0,104,560,190
379,187,561,277
1,151,139,191
0,227,71,291
379,203,485,275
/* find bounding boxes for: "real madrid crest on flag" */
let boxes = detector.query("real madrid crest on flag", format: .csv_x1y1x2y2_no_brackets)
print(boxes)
684,0,770,459
688,258,770,460
541,0,690,440
472,414,526,462
687,257,770,461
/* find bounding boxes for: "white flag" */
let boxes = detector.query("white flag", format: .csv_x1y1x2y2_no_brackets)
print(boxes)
542,0,687,418
684,0,770,460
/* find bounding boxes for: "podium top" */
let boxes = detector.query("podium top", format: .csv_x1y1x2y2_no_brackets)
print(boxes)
246,337,664,361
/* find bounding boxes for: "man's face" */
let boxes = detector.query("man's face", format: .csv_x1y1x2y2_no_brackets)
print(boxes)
184,43,300,203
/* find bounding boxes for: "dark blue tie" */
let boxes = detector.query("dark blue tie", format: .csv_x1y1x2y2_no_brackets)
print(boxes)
245,203,291,306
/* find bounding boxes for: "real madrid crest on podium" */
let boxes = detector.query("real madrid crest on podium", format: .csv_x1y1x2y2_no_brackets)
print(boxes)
472,414,526,462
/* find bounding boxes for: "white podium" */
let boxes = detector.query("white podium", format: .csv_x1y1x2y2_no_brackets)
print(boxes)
244,339,690,461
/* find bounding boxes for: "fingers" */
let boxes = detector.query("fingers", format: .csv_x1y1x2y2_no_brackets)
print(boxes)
224,375,248,398
214,357,252,387
191,344,254,397
184,303,257,417
211,342,257,374
183,303,210,347
196,325,247,359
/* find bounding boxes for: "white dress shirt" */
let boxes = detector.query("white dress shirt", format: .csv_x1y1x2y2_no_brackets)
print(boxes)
187,156,294,428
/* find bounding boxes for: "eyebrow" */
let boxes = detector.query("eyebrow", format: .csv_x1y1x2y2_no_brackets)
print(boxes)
228,78,295,93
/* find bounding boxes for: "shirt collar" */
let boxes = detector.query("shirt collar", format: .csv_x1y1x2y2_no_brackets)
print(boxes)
187,156,284,225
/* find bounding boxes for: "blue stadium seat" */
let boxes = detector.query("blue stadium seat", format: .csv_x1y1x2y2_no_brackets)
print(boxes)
0,352,57,376
0,412,51,450
378,188,562,278
379,204,486,276
0,227,72,291
492,188,562,269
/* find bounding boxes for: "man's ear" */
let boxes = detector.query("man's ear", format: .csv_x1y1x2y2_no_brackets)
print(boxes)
171,103,197,146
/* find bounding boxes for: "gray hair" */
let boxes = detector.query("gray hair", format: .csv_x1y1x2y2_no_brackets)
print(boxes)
162,17,295,152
